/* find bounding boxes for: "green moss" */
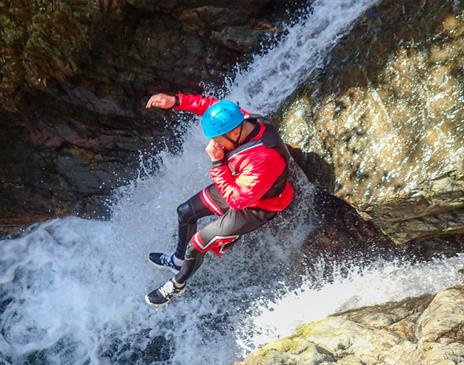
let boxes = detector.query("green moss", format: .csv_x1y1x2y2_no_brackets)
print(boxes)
0,13,11,27
0,12,22,46
0,1,98,110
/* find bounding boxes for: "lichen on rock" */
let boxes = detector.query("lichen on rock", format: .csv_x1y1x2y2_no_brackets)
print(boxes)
238,286,464,365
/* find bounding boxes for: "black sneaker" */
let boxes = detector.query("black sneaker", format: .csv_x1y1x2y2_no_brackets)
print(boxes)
145,279,186,307
148,252,182,274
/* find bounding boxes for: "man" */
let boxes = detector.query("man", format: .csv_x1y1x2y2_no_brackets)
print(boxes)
144,93,294,306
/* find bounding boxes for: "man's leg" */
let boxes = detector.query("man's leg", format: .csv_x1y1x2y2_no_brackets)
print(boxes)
149,184,228,272
173,242,205,285
146,185,229,306
146,206,275,306
174,207,276,285
174,184,231,260
174,195,212,260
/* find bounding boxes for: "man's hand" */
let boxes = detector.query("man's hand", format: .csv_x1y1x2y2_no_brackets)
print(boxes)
206,140,225,162
146,93,176,109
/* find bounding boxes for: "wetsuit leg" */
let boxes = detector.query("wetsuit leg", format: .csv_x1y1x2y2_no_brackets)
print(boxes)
174,241,205,284
174,194,213,260
192,207,277,256
175,208,277,284
174,183,279,284
174,184,230,259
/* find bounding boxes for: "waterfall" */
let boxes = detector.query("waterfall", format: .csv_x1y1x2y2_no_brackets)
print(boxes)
1,1,460,365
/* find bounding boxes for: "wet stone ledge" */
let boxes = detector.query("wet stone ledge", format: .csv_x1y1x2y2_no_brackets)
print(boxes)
237,285,464,365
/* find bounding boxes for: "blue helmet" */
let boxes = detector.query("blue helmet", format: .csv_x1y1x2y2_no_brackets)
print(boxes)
201,100,244,138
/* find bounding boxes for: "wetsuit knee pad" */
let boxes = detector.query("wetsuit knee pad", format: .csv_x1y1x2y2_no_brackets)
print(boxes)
177,201,196,224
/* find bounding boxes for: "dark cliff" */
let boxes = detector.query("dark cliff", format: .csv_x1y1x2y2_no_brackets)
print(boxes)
0,0,307,235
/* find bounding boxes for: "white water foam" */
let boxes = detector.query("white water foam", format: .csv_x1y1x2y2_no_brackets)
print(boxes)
6,1,459,365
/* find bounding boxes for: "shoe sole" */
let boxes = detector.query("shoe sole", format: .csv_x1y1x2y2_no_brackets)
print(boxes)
148,256,181,275
144,287,186,308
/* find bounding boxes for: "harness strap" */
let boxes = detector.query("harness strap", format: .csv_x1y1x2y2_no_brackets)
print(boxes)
229,117,290,199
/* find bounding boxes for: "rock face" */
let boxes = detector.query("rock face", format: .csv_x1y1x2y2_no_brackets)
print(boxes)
0,0,306,235
277,0,464,245
293,186,464,285
238,285,464,365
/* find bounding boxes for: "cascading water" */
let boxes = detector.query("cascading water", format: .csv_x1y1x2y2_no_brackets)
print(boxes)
1,1,462,364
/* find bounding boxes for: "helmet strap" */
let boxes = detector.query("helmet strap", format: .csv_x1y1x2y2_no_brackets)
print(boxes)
224,123,243,148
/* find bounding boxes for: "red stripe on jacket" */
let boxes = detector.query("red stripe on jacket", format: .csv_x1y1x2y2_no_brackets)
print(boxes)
175,93,293,212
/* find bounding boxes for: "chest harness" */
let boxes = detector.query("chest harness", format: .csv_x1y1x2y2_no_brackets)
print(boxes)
225,116,290,199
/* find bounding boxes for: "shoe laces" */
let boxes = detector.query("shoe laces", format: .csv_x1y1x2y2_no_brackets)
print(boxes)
160,253,173,266
158,280,177,298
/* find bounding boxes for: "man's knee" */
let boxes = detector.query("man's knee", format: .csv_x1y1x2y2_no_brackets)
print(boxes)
177,201,196,224
185,240,202,260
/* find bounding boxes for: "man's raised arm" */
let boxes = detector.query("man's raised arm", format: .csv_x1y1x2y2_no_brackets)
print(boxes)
146,93,219,116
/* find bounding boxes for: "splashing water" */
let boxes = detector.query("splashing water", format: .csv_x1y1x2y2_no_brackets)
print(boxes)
227,0,381,113
3,1,461,365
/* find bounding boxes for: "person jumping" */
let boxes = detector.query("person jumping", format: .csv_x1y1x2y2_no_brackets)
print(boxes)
144,93,294,306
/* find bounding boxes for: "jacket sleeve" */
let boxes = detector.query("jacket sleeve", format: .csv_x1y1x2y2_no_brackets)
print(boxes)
210,148,286,210
175,93,219,116
176,93,250,117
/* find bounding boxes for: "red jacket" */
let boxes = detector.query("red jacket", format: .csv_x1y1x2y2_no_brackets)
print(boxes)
176,93,294,212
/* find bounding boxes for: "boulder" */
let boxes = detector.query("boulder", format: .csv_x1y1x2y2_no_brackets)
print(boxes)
238,285,464,365
276,0,464,245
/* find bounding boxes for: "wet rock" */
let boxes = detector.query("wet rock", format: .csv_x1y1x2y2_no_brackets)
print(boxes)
237,286,464,365
211,26,274,52
295,186,462,284
301,187,400,277
276,0,464,245
416,287,464,343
